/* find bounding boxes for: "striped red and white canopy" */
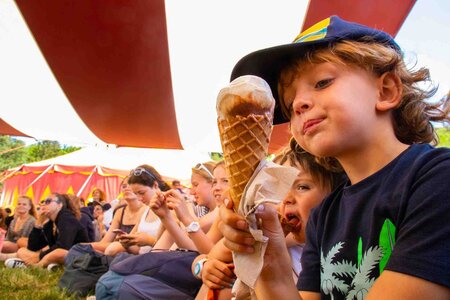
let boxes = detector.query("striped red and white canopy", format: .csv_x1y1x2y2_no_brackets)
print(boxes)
0,0,416,153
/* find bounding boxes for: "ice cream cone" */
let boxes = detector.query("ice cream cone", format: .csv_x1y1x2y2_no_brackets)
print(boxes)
216,75,275,211
218,113,273,209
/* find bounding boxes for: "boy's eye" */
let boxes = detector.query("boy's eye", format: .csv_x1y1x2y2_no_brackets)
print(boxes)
315,78,333,89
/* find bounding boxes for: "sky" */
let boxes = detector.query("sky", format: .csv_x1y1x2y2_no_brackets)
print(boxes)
395,0,450,103
2,0,449,148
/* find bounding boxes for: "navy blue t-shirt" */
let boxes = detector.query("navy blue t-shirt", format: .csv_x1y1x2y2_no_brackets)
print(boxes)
297,144,450,299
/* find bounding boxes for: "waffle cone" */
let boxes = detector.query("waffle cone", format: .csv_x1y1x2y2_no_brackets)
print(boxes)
218,113,273,211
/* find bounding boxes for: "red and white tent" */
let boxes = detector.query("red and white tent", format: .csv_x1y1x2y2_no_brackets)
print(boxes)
0,146,211,207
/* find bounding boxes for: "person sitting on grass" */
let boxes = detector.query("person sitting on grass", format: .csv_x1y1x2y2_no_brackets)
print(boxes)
0,196,37,258
88,176,147,254
102,165,168,256
92,201,108,242
5,193,89,270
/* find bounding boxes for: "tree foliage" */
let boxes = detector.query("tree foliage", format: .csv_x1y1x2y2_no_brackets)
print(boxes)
0,136,81,172
209,152,223,161
0,136,27,171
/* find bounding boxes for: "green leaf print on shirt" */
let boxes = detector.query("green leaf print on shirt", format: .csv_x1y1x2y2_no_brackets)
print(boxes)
379,218,396,273
320,218,397,299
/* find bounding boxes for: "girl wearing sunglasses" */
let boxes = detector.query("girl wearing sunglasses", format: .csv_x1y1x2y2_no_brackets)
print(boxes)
104,165,170,256
6,193,89,269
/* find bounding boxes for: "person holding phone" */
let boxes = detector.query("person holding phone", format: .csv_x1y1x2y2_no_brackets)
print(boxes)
103,165,169,256
89,176,147,254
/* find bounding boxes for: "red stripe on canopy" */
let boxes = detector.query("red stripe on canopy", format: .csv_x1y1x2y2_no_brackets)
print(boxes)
15,0,182,149
0,118,29,138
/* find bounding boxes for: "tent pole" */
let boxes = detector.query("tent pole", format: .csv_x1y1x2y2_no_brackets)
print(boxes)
76,166,97,197
0,166,23,183
24,164,54,191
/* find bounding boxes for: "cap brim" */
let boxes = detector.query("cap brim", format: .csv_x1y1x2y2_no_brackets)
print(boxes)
230,39,329,125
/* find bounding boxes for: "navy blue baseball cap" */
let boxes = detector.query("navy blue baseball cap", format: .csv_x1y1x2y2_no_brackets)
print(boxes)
230,15,401,124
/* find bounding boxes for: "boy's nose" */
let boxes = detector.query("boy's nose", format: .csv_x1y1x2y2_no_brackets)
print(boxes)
292,94,313,115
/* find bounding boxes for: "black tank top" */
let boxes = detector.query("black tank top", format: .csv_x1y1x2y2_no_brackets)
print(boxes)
117,205,135,234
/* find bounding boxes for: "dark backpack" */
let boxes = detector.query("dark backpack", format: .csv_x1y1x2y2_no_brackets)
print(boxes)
110,249,202,297
58,243,114,297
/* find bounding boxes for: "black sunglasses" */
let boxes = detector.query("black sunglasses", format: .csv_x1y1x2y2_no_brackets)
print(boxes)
41,198,60,205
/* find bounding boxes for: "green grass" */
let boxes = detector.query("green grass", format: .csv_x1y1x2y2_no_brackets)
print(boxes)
0,264,79,300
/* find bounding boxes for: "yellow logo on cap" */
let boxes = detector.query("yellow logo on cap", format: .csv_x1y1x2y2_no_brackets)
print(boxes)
293,17,331,43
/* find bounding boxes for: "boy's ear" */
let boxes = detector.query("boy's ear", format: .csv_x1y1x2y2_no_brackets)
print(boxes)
376,72,403,112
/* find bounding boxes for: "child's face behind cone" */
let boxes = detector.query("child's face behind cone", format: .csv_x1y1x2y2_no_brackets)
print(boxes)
282,62,382,160
280,165,330,244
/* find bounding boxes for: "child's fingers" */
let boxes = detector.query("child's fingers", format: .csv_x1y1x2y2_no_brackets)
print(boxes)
219,202,249,232
203,273,234,289
222,237,255,254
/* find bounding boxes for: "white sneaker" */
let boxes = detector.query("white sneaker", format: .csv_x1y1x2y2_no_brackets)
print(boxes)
47,263,60,272
4,258,26,269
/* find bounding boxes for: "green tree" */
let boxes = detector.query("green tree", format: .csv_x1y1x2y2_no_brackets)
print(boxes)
0,136,81,172
0,135,27,172
27,140,80,163
209,152,223,161
27,140,63,163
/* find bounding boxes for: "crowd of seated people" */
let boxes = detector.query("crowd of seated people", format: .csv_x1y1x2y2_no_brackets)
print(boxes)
0,148,350,299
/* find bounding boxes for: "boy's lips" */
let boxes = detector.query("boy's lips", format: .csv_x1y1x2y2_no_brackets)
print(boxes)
303,118,323,135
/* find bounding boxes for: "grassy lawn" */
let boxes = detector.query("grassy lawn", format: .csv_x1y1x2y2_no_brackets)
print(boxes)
0,264,78,299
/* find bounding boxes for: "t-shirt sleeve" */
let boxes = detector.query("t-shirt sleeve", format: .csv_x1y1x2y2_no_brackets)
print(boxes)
297,207,322,292
385,154,450,288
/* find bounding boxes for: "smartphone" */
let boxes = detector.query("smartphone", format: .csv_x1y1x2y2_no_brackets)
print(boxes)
112,229,126,235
